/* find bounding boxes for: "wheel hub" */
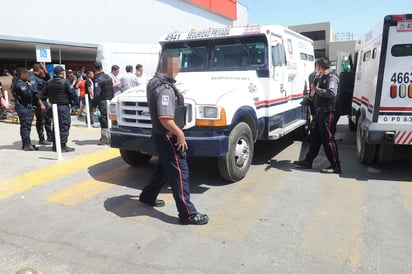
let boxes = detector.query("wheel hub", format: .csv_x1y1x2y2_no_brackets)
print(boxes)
234,138,250,168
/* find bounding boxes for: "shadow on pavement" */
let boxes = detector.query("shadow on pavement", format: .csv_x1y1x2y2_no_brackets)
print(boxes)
104,194,178,224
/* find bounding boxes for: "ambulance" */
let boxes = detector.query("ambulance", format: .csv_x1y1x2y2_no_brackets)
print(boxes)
350,14,412,164
109,25,314,181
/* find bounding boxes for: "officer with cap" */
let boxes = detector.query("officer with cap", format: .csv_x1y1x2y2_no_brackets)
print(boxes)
12,67,45,151
92,61,114,145
42,65,75,152
294,57,341,173
139,53,209,225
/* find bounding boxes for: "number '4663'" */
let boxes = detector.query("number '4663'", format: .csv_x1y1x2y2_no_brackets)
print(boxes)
390,72,412,84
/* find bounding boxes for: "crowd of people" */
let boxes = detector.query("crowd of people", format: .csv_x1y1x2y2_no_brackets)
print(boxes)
8,62,149,151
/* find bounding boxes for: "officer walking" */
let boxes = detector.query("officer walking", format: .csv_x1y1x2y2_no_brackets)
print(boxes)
139,53,209,225
92,61,114,145
12,67,45,151
42,66,75,152
28,63,53,145
294,58,341,173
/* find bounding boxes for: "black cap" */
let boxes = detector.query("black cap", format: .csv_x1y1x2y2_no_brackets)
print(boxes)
94,61,103,69
54,65,65,75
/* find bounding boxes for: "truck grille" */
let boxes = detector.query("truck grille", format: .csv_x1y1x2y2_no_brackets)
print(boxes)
117,100,194,128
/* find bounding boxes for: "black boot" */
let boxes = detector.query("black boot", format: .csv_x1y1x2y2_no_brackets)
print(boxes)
61,143,75,152
22,138,34,151
39,137,52,145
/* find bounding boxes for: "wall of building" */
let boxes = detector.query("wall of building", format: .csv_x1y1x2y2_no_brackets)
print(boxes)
0,0,246,45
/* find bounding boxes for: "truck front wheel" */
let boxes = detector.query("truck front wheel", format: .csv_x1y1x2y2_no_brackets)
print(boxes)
218,122,254,182
120,149,152,166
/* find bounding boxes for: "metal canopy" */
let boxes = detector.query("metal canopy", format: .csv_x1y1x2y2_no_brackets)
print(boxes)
0,36,98,62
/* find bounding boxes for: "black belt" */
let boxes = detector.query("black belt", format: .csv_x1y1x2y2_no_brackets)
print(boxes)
315,107,335,113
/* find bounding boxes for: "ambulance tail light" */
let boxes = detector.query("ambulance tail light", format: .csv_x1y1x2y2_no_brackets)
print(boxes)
390,84,397,98
399,84,407,98
409,84,412,98
196,106,227,127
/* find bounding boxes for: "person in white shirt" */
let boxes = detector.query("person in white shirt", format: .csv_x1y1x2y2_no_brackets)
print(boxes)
120,65,139,91
136,64,149,86
109,65,122,96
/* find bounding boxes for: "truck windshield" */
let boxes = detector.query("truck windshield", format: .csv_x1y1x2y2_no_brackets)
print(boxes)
162,45,207,71
160,34,268,72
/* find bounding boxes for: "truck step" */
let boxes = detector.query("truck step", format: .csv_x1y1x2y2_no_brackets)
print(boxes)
268,120,306,140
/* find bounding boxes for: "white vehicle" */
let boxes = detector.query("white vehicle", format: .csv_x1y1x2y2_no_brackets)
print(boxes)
349,14,412,163
96,42,160,78
109,25,314,181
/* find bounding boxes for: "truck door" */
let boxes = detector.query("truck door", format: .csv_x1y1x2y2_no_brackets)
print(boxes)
270,36,288,113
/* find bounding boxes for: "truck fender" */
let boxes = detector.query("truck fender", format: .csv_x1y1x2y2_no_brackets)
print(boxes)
229,106,258,141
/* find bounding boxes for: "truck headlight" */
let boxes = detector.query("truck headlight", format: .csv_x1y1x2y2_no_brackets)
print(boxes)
109,103,117,114
109,103,117,121
203,106,218,118
196,106,226,126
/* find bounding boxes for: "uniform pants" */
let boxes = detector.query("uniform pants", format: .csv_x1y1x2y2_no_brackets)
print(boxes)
96,99,108,128
305,111,340,168
140,131,197,220
35,100,52,140
15,103,33,139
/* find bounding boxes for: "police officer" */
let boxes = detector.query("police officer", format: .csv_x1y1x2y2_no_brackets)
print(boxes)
28,63,53,145
12,67,45,151
92,61,114,145
42,65,75,152
294,58,341,173
139,53,209,225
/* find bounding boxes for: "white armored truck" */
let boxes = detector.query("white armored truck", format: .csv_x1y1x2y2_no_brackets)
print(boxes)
109,25,314,181
349,14,412,163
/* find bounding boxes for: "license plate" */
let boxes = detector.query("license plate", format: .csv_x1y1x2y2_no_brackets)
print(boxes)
397,20,412,32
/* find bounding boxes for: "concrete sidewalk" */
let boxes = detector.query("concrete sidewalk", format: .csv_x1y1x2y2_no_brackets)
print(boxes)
0,115,115,182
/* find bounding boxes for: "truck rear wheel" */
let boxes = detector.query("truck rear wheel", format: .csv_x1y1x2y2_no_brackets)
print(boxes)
120,149,151,166
218,122,254,182
356,119,376,163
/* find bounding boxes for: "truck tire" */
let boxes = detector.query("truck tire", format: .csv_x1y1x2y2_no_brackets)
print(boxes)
376,144,393,164
218,122,254,182
356,119,376,163
120,149,151,166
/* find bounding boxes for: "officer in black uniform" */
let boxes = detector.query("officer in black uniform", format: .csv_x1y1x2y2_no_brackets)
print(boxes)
139,53,209,225
294,58,341,173
28,63,52,145
42,65,75,152
12,67,45,151
92,61,114,145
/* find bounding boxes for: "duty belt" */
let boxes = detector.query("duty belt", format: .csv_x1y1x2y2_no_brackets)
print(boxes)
315,107,335,113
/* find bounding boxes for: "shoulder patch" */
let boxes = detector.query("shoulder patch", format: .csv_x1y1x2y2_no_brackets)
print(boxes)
164,83,170,89
161,95,169,105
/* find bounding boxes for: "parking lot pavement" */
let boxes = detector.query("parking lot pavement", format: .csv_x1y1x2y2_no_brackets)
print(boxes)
0,115,109,181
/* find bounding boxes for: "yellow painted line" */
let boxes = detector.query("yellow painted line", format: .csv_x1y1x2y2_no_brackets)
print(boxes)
46,165,132,206
0,148,119,200
198,166,286,241
399,182,412,214
299,176,363,268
